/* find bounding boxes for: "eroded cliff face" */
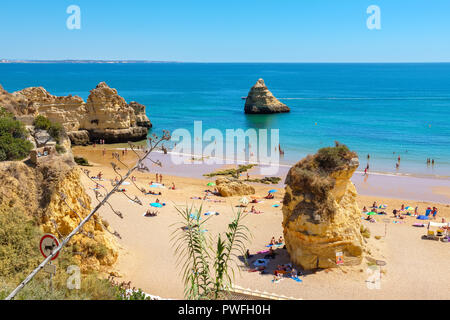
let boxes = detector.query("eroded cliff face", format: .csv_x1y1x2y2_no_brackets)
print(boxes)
0,82,152,144
0,156,118,272
244,78,290,114
282,146,364,270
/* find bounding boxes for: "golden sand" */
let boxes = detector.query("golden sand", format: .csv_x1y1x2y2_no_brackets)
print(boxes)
73,146,450,300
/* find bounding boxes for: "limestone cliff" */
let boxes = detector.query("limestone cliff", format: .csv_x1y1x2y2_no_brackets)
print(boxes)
0,155,118,272
244,78,290,114
0,82,152,145
282,144,364,270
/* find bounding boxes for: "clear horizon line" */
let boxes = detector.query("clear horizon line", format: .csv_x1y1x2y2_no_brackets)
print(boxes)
1,59,450,64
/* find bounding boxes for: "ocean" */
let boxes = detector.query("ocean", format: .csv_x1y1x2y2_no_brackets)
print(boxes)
1,62,450,178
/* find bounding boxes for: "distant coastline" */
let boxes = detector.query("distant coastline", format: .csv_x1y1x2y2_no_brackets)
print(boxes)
2,60,450,64
0,59,180,64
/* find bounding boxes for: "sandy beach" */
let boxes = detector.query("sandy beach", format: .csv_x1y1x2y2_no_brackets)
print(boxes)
73,145,450,300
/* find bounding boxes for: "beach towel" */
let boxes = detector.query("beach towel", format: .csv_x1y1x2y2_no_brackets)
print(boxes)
413,223,425,227
204,211,219,216
150,203,163,208
417,215,429,220
290,276,302,283
272,204,280,208
266,243,283,248
256,249,270,254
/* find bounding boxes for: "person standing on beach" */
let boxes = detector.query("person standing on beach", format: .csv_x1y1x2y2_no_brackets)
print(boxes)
432,207,438,219
432,159,435,166
155,173,159,182
160,174,163,184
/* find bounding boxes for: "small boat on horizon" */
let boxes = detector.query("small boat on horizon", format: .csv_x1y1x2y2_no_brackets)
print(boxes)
241,96,247,100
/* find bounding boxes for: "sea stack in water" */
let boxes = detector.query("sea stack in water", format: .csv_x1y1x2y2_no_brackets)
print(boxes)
282,143,364,270
244,78,290,114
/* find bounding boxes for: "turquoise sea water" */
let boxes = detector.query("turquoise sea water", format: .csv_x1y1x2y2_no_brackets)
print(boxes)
1,63,450,177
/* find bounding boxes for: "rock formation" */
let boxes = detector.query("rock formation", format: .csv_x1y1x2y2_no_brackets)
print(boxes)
282,144,364,270
0,82,152,144
244,78,290,114
0,152,118,272
215,177,256,197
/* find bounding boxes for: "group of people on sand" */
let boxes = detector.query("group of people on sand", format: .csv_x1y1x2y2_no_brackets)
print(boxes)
273,264,299,282
363,201,440,221
269,236,283,246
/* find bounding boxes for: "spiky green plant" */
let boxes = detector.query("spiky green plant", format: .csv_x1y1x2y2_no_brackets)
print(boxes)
171,204,250,300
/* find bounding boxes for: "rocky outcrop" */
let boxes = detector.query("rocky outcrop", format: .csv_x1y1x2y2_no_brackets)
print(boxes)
67,130,90,146
0,156,118,272
0,82,152,145
215,177,256,197
129,101,152,128
244,78,290,114
282,144,364,270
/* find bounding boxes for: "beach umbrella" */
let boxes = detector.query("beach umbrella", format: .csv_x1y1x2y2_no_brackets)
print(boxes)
379,204,387,209
239,197,249,205
150,203,163,208
405,206,414,211
367,212,377,216
268,189,277,193
207,182,216,186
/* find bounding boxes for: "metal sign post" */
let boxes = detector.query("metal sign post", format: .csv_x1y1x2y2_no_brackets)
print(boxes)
39,234,59,294
376,260,386,279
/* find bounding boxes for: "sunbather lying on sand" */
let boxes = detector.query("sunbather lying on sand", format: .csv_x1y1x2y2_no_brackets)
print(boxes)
144,210,158,217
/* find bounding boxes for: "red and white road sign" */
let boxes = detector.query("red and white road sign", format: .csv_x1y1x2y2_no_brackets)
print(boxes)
39,234,60,260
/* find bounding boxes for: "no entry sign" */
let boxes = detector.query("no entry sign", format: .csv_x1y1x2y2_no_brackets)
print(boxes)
39,234,60,260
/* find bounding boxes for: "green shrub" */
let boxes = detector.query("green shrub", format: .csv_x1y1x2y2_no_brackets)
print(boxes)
0,109,33,161
0,207,41,278
33,115,63,142
55,144,66,154
33,115,51,131
74,156,91,166
316,142,355,171
48,122,63,142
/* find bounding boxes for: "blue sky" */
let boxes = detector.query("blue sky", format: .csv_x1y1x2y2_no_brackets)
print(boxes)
1,0,449,62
